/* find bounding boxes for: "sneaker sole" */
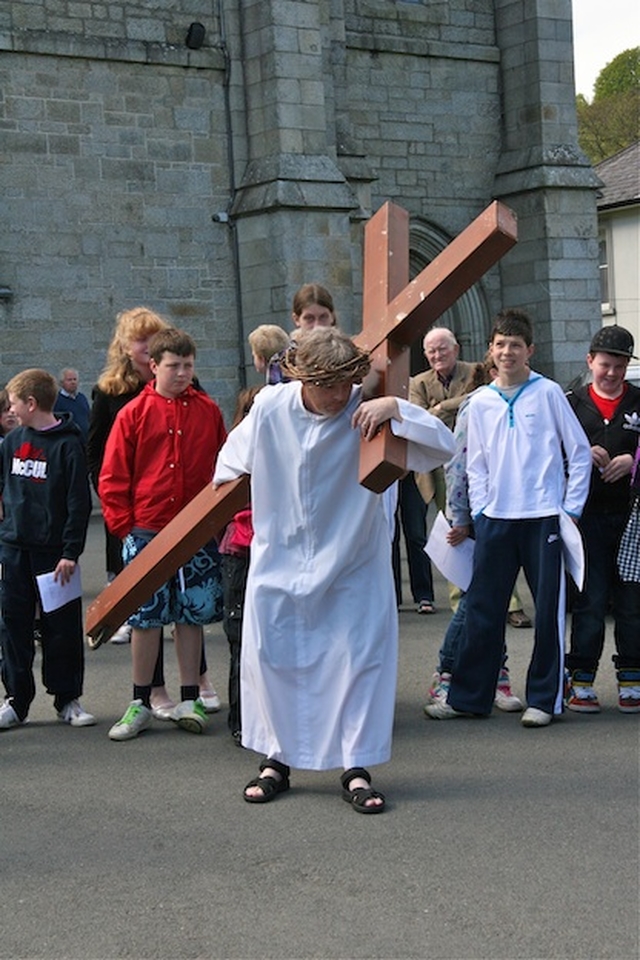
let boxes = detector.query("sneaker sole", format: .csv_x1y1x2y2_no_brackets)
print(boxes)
176,716,206,734
566,702,600,713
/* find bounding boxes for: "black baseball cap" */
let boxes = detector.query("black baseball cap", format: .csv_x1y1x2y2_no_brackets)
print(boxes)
589,325,636,359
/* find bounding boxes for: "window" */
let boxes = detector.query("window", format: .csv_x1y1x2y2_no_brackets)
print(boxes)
598,227,614,315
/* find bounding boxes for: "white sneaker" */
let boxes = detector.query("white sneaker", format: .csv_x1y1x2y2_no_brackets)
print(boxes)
173,698,208,733
110,624,132,645
57,699,96,727
108,699,152,741
0,699,25,730
494,669,524,712
618,685,640,713
199,688,221,713
521,707,552,727
423,699,467,720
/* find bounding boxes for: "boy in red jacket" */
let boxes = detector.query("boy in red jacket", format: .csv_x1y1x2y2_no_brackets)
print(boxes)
99,328,226,740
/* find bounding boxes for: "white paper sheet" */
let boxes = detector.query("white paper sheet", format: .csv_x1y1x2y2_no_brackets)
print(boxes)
425,510,475,592
559,509,586,591
36,565,82,613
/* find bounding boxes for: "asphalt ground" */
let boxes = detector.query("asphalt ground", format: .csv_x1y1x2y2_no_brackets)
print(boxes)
1,514,638,960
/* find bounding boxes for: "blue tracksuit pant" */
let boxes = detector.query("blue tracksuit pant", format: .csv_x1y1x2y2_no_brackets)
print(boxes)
448,515,565,716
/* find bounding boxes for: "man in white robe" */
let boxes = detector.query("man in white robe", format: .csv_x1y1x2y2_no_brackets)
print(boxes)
213,328,455,812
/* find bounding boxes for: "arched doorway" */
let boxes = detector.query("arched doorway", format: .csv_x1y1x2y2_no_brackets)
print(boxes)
408,217,491,375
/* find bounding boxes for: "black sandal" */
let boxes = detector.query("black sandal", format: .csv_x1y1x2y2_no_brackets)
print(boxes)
341,767,386,814
243,758,290,804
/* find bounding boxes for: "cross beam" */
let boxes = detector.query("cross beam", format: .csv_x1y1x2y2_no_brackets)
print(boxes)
356,199,517,491
85,199,517,643
86,476,250,647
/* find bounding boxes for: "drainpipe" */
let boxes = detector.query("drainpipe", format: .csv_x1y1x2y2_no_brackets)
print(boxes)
214,0,247,390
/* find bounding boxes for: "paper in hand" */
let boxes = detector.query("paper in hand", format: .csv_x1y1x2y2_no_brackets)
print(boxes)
425,511,475,593
36,565,82,613
559,510,585,591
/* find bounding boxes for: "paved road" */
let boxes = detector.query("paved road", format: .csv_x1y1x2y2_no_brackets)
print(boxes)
1,515,638,959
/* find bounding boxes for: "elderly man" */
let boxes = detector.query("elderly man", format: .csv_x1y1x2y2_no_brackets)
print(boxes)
54,368,90,442
410,327,477,435
395,328,475,616
408,327,477,572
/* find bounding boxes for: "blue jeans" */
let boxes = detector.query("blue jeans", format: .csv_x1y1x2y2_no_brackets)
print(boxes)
392,474,434,604
438,593,467,673
438,592,509,675
568,512,640,673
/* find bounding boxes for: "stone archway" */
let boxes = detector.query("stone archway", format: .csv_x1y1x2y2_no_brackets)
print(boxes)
408,217,491,373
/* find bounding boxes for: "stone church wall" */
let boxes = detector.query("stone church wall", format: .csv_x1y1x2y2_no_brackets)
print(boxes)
0,0,602,417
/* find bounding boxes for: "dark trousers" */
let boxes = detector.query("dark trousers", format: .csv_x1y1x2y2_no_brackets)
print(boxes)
221,552,249,735
449,516,565,716
392,473,434,604
568,512,640,673
1,545,84,719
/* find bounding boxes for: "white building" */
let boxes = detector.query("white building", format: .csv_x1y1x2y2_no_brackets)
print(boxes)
596,141,640,350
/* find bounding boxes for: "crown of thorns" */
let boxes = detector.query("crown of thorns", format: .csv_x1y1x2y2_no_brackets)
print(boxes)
279,342,371,385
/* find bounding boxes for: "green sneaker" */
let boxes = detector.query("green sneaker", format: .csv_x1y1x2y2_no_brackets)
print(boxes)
108,699,152,741
173,698,208,734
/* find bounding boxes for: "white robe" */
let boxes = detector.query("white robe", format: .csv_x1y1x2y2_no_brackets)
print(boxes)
213,382,455,770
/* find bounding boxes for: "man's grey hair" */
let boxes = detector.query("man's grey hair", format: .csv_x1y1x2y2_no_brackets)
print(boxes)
423,327,458,350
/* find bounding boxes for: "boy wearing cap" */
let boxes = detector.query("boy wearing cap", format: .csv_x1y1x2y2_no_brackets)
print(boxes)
565,325,640,713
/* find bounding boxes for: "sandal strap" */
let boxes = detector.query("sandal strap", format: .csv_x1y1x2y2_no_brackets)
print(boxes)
340,767,371,790
342,783,386,813
245,775,280,796
243,772,290,803
260,757,290,779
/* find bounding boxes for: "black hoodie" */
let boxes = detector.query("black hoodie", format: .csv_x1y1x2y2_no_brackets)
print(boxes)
566,383,640,516
0,412,91,560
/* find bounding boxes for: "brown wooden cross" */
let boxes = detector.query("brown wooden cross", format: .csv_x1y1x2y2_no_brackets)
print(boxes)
85,200,517,645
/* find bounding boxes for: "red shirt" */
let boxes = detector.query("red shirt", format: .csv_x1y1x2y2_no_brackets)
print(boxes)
99,382,226,538
588,382,626,421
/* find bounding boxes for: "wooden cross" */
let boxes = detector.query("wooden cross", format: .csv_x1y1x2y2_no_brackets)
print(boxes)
85,200,517,645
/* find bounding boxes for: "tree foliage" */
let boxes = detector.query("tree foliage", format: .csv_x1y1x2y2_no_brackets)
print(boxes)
577,47,640,164
594,47,639,100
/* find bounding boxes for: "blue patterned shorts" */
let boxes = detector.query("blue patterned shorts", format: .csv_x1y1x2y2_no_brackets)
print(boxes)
122,532,223,628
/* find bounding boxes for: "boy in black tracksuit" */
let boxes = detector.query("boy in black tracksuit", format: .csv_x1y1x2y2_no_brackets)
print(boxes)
0,369,94,730
565,326,640,713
